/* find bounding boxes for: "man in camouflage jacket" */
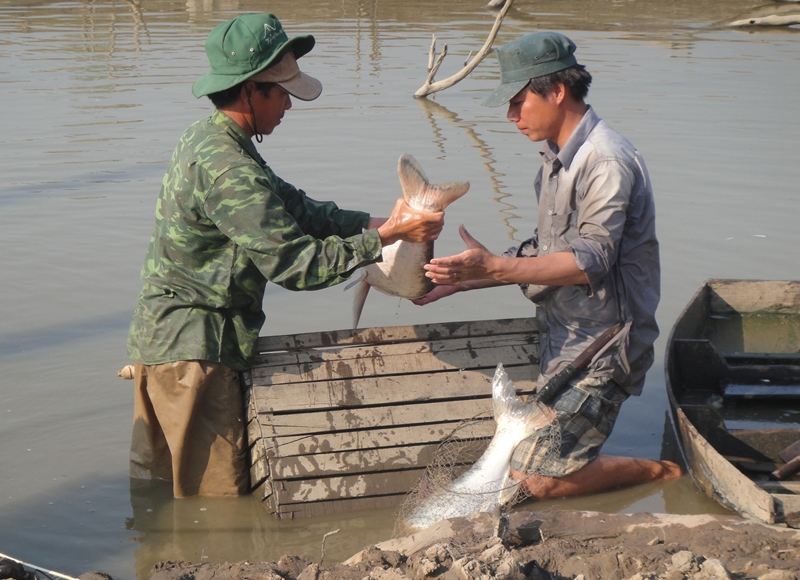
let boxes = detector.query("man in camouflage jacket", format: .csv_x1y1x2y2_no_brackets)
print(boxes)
127,13,444,497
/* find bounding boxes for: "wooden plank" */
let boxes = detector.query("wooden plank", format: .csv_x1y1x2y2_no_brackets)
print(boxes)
673,338,800,393
247,414,264,447
243,316,545,518
270,438,489,480
677,407,776,524
249,452,270,493
727,353,800,365
245,394,270,491
250,477,270,502
272,467,426,503
757,481,800,494
249,334,539,386
261,397,498,437
779,439,800,463
253,331,538,369
252,365,538,414
731,429,800,462
270,443,438,480
774,494,800,528
724,384,800,398
708,279,800,316
264,420,497,458
271,493,407,519
253,317,539,353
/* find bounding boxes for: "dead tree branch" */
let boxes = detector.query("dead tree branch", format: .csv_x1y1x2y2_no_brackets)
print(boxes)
414,0,515,98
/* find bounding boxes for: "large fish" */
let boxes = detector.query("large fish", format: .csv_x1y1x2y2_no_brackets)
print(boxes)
403,363,556,531
349,154,469,328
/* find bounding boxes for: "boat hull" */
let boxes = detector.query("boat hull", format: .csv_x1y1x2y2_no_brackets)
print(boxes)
665,279,800,527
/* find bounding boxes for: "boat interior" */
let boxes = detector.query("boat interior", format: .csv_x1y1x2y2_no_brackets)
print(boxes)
669,300,800,490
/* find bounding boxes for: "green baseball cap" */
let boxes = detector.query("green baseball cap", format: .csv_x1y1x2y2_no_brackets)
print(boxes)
192,13,317,99
482,31,578,108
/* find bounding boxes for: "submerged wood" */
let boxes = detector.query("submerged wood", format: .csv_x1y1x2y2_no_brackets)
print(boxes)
414,0,515,98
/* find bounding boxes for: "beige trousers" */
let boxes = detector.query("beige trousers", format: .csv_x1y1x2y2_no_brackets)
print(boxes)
130,360,250,497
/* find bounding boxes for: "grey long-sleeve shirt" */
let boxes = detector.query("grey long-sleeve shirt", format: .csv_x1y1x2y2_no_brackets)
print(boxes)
508,106,660,395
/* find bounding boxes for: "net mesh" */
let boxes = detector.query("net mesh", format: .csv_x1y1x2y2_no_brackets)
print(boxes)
394,402,562,536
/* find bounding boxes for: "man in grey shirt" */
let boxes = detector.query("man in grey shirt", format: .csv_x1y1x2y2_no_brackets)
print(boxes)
414,31,680,499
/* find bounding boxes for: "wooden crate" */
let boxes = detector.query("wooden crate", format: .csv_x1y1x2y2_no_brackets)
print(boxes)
242,317,540,519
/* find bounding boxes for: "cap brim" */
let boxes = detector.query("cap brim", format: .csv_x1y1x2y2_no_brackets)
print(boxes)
481,79,530,108
277,71,322,101
192,34,315,98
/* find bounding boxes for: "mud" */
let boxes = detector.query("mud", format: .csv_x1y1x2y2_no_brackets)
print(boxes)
123,510,800,580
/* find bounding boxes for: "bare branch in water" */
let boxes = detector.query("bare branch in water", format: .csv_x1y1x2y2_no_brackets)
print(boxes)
414,0,515,98
320,529,340,566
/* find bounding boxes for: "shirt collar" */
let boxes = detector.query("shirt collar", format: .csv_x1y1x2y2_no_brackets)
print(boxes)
211,109,265,164
539,105,600,171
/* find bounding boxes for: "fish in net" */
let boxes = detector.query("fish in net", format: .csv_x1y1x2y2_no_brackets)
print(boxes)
395,363,562,535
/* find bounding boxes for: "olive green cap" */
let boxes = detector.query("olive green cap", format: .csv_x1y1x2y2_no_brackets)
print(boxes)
482,31,578,107
192,13,316,98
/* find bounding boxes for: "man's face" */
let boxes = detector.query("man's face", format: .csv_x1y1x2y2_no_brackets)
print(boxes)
506,85,561,143
250,83,292,135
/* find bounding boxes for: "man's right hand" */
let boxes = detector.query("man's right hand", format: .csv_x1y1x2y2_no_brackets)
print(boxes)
377,198,444,246
411,284,462,305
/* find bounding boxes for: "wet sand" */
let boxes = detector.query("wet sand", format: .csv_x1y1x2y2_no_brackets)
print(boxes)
120,510,800,580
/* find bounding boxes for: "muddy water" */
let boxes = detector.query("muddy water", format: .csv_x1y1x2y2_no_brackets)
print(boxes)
1,0,799,578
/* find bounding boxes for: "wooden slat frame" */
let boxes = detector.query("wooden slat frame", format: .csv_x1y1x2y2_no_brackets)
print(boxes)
244,317,540,519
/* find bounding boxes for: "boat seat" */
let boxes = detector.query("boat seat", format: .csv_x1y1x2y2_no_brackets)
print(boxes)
673,338,800,396
723,383,800,399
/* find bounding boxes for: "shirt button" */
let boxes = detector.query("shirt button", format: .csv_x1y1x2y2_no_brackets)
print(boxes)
548,210,553,215
542,245,548,251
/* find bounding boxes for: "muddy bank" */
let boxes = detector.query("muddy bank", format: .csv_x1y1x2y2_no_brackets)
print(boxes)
138,510,800,580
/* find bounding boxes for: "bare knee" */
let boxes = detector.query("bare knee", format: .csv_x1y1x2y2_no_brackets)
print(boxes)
511,469,566,500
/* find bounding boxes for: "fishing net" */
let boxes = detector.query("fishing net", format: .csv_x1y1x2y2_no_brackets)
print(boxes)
394,396,562,537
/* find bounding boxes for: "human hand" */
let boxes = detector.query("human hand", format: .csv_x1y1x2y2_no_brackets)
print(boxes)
377,198,444,246
410,284,462,305
423,225,500,284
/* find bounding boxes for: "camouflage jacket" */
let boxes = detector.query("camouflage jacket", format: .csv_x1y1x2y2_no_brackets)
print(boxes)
127,109,382,371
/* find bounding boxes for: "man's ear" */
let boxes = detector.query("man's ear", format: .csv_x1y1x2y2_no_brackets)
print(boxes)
551,82,567,104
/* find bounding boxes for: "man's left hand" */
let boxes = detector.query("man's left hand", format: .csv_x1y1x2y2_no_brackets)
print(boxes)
423,225,501,284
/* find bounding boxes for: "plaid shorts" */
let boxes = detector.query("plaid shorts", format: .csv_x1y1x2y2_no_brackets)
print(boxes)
509,374,629,477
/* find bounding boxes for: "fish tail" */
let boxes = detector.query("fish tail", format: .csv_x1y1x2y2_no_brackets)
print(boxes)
398,153,469,211
424,181,470,211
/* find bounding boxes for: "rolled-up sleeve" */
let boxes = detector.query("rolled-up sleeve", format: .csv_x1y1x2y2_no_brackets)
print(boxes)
571,158,634,293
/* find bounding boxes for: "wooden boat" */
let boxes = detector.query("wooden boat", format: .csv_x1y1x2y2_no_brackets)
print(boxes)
665,279,800,527
242,317,541,519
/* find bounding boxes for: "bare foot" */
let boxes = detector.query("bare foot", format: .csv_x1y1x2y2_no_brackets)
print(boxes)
658,460,683,480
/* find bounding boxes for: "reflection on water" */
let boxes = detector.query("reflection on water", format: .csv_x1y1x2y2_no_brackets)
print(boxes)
128,480,400,577
2,0,800,578
416,97,520,242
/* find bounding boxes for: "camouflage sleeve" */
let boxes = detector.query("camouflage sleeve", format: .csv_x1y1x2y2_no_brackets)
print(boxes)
203,164,382,291
273,174,369,239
